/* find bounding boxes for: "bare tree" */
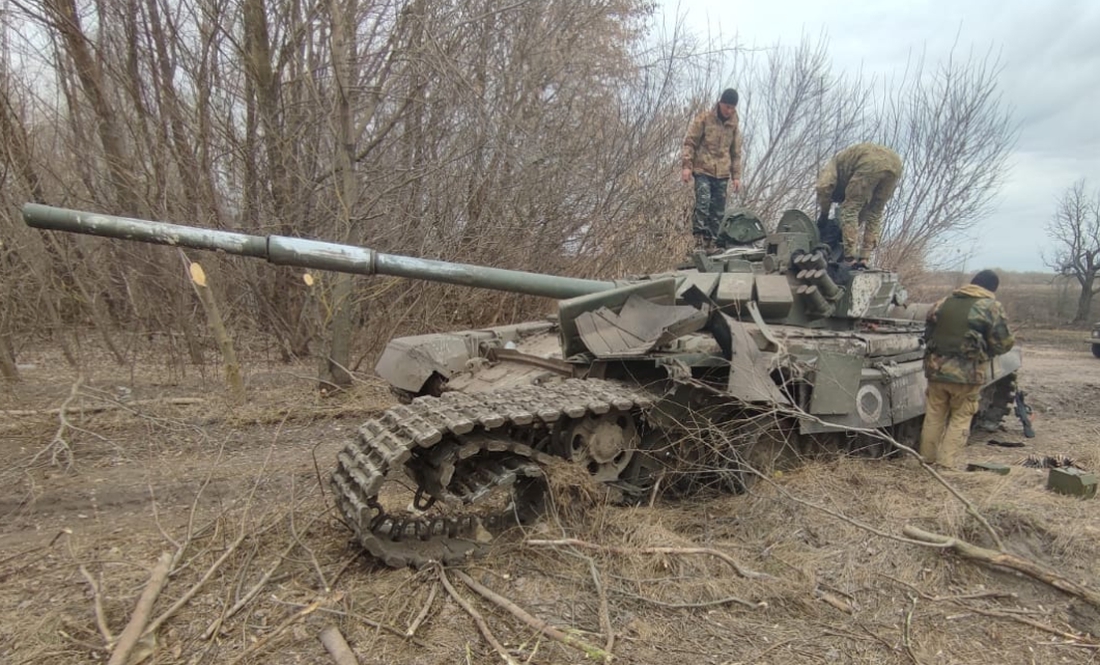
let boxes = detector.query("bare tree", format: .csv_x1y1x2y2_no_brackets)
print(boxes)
873,47,1017,273
35,0,141,213
1044,180,1100,323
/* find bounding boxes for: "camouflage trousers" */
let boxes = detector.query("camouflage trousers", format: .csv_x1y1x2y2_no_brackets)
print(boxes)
836,167,900,259
918,381,981,469
692,174,728,239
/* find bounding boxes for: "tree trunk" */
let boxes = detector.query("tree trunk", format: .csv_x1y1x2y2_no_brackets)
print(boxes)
1074,275,1096,323
42,291,79,369
0,86,46,203
45,0,140,213
146,0,213,223
321,272,354,389
318,0,359,390
77,278,128,366
0,333,18,383
242,0,304,357
188,261,245,403
178,280,205,367
45,233,128,366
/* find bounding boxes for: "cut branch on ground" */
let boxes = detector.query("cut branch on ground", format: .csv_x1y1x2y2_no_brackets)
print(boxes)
902,525,1100,609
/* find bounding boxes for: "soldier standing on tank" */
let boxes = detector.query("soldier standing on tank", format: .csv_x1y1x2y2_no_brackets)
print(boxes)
918,270,1015,469
681,88,743,248
815,142,903,264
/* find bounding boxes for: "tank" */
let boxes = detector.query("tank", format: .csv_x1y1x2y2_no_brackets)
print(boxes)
21,203,1023,567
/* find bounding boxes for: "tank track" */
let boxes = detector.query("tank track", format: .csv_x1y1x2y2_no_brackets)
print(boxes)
330,378,654,568
333,372,1019,568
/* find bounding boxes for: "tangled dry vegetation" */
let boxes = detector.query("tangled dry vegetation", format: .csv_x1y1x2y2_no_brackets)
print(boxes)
2,337,1100,665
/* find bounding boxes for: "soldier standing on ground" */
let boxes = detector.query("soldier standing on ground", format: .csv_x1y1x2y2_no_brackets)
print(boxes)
815,142,903,264
681,88,743,247
918,270,1015,469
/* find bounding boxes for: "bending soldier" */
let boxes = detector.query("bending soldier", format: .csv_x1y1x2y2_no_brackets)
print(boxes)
681,88,743,247
815,142,902,263
918,270,1015,469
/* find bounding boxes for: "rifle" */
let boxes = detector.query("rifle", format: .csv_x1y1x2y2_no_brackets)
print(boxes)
1014,389,1036,439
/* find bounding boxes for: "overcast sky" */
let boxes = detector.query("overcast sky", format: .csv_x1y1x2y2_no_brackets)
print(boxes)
663,0,1100,273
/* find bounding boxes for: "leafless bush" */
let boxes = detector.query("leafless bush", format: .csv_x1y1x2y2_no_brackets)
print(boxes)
873,47,1017,273
734,35,872,221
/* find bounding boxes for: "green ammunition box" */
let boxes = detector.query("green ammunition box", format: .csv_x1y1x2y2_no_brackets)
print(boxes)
1047,467,1098,499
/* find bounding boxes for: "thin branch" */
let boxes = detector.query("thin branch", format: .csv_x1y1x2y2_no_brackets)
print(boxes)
289,480,328,591
143,529,249,638
3,396,205,417
79,564,115,645
268,599,426,647
815,587,854,614
436,566,518,665
202,508,327,640
965,606,1100,646
902,595,924,665
610,586,759,610
224,594,332,665
877,573,1017,603
733,398,1007,551
525,538,771,580
406,581,438,638
454,569,612,663
27,375,83,469
588,559,614,654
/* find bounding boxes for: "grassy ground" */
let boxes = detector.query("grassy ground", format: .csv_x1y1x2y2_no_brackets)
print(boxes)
2,326,1099,664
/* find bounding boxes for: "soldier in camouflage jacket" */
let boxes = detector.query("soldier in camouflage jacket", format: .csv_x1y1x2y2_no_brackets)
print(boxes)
815,142,902,262
918,270,1015,469
681,88,743,244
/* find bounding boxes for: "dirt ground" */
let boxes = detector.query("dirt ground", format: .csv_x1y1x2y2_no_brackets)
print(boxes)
3,329,1100,665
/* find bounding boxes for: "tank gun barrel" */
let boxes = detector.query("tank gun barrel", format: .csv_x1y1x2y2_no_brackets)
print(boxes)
21,204,615,299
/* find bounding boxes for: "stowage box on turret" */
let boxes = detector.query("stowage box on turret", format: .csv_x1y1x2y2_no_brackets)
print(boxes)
22,204,1023,568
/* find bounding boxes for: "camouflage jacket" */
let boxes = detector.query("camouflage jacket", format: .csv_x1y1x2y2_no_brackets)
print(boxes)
815,142,903,204
681,105,743,180
923,284,1015,385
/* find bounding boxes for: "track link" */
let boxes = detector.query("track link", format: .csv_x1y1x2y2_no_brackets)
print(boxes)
330,378,654,568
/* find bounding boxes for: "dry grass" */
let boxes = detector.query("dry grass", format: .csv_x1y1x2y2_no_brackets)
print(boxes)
3,334,1100,664
5,440,1100,664
517,456,1100,663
